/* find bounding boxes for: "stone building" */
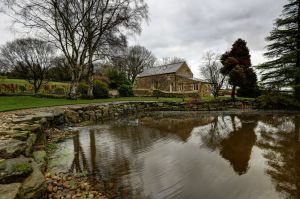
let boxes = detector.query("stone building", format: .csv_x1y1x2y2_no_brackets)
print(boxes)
134,62,211,97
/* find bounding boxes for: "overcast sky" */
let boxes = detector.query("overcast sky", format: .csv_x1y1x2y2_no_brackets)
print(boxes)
0,0,286,76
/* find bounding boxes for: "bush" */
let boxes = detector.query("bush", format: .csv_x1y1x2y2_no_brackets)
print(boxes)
256,93,300,110
152,90,198,98
107,69,130,89
237,87,261,98
93,80,109,99
0,76,7,82
19,85,26,92
78,82,89,97
118,84,133,97
53,87,65,95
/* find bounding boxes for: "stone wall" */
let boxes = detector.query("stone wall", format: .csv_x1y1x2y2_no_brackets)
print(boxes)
0,100,256,199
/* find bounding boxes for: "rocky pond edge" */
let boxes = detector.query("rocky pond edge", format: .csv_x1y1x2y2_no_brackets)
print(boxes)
0,100,262,199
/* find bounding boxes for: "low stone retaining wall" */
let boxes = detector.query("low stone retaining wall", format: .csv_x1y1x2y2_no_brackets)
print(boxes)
0,100,256,199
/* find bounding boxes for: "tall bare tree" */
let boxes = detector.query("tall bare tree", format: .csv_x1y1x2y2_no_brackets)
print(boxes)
155,57,186,66
2,0,149,99
0,38,55,93
200,52,226,98
113,45,156,83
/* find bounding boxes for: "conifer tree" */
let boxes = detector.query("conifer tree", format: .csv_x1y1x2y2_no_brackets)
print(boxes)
221,39,257,100
258,0,300,100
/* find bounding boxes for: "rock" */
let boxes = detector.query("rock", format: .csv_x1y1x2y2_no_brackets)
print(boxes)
0,130,29,141
0,157,33,183
12,123,31,131
52,186,58,193
39,118,48,125
102,106,110,118
0,183,22,199
47,184,53,193
25,134,37,157
33,151,47,171
0,139,26,158
11,131,30,141
33,112,55,120
64,110,81,124
12,115,34,124
28,124,42,132
21,160,46,199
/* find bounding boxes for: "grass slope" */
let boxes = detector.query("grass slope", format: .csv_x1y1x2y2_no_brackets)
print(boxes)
0,78,69,86
0,96,185,112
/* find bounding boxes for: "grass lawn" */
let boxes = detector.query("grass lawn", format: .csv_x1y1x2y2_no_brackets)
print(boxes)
0,96,186,112
0,95,255,112
0,78,69,86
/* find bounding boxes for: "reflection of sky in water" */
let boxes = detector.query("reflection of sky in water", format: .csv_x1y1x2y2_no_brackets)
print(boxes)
48,112,300,199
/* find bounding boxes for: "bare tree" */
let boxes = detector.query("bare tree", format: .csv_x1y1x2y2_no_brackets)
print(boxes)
2,0,149,99
113,45,156,83
200,52,226,98
0,38,55,93
156,57,186,66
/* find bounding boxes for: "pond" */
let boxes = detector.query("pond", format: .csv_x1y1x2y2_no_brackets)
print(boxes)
48,111,300,199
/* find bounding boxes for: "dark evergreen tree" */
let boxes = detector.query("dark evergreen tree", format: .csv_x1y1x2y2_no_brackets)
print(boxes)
221,39,257,100
258,0,300,100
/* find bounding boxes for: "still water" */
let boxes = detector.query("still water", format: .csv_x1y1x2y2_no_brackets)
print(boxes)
49,111,300,199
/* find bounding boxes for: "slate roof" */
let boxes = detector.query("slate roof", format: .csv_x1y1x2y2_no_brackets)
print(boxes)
137,62,185,78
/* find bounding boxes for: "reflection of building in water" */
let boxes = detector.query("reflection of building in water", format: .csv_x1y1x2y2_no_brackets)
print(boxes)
139,116,214,142
257,115,300,199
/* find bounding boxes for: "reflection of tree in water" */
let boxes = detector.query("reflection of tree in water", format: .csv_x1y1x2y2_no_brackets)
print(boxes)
220,115,257,175
70,131,90,173
70,129,141,199
257,115,300,199
200,114,257,175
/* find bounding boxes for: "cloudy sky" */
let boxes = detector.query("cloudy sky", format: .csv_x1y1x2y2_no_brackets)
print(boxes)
0,0,286,76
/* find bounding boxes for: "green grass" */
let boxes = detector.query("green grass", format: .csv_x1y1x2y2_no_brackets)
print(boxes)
0,95,255,112
0,78,69,86
0,96,186,112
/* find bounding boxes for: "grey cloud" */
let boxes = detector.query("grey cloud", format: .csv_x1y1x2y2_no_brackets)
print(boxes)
0,0,287,74
130,0,286,72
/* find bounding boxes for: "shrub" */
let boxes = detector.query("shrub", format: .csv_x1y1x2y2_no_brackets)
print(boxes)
53,87,65,95
256,93,300,110
107,69,130,89
78,82,89,97
93,80,109,99
43,84,51,93
19,85,26,92
237,87,261,98
188,95,202,105
118,84,133,97
152,90,198,99
0,76,7,82
152,90,163,98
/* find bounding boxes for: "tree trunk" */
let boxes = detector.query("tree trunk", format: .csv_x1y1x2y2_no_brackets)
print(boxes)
34,86,39,94
87,62,94,99
69,80,79,99
296,0,300,101
69,70,80,99
87,75,94,99
231,85,236,101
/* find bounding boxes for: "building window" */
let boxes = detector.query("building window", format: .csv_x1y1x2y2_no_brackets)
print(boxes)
170,83,174,92
179,83,184,91
152,81,159,89
193,83,199,91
